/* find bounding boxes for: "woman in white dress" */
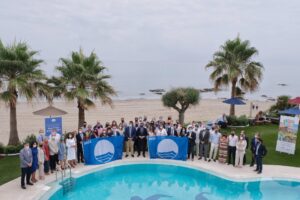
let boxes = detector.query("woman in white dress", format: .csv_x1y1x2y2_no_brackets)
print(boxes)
66,132,76,168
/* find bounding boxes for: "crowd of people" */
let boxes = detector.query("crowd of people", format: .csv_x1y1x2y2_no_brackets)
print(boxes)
19,116,267,189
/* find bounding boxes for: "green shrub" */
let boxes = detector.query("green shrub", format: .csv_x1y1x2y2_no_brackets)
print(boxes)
227,115,250,126
4,145,18,154
268,95,293,117
22,134,37,146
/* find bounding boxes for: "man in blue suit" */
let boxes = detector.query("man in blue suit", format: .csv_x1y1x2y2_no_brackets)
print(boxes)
124,121,136,157
250,133,260,166
254,138,267,174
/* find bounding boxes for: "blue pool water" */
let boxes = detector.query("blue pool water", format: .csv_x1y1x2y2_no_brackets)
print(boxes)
49,164,300,200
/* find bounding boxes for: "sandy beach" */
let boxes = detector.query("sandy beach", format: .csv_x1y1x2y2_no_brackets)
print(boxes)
0,99,274,144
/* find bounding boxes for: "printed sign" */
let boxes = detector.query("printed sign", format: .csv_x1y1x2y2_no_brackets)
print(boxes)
276,115,299,154
45,117,62,136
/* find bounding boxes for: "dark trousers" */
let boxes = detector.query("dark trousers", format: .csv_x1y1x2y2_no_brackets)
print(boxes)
228,146,236,165
137,137,147,156
243,154,247,165
188,143,195,159
44,160,50,173
255,156,263,172
77,145,84,163
250,152,256,166
50,154,58,171
21,167,31,186
199,143,209,159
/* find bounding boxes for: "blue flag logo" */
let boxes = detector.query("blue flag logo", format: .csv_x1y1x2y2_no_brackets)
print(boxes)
94,140,115,163
157,139,179,159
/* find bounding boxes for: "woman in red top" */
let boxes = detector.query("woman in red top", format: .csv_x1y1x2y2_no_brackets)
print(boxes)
43,139,50,175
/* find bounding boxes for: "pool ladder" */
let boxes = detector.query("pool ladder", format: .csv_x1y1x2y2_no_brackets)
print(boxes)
55,164,76,195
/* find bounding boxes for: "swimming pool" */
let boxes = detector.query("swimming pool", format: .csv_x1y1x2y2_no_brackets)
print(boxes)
48,163,300,200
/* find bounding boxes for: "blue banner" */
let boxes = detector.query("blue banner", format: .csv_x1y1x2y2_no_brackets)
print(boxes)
148,136,188,161
45,117,62,136
83,136,124,165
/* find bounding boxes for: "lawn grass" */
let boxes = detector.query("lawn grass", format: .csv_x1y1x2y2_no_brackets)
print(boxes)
222,124,300,167
0,124,299,186
0,156,20,186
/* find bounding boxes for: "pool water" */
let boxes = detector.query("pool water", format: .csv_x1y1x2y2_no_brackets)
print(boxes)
49,164,300,200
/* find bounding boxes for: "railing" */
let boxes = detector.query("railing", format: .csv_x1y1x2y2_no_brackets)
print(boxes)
55,164,76,195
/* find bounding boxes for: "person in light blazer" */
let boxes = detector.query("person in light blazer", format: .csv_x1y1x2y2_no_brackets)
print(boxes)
19,143,33,189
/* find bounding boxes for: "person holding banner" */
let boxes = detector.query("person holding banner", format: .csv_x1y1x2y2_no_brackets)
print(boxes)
186,126,196,161
136,123,148,157
124,121,136,157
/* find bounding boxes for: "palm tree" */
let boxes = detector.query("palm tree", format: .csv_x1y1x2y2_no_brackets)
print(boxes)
51,49,116,129
206,37,263,116
0,40,47,145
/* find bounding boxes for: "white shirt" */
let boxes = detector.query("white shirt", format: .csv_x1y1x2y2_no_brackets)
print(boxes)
228,135,239,147
156,128,167,136
194,128,201,143
49,133,61,143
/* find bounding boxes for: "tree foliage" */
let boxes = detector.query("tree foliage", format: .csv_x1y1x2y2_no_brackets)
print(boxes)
206,36,263,115
162,87,200,124
50,48,116,128
0,40,48,145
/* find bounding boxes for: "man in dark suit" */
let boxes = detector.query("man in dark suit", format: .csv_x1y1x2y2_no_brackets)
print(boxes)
250,133,260,166
186,126,196,161
166,123,178,136
136,123,148,157
76,128,86,163
124,121,136,157
198,128,210,161
254,138,267,174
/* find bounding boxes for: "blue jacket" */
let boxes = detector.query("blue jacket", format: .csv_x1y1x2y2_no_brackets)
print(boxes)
255,143,267,157
124,126,136,141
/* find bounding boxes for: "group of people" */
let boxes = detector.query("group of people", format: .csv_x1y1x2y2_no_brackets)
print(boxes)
19,116,267,189
19,129,79,189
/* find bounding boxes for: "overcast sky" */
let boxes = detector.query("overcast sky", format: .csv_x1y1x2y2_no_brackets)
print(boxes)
1,0,300,98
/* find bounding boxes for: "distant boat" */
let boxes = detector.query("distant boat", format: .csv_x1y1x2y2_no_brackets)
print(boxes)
278,83,288,86
261,95,268,98
149,89,165,93
139,93,146,96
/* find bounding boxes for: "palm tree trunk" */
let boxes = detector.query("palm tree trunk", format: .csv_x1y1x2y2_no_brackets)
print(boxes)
8,101,20,145
178,110,185,125
230,80,237,116
78,101,85,129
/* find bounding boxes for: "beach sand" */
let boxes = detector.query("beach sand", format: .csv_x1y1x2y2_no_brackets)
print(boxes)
0,99,274,144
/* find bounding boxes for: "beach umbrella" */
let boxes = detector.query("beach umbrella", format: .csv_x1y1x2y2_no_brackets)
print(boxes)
279,107,300,115
222,98,246,105
33,105,67,116
288,97,300,105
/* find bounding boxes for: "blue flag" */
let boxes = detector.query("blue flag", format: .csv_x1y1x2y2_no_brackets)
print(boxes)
45,117,62,136
148,136,188,161
83,136,124,165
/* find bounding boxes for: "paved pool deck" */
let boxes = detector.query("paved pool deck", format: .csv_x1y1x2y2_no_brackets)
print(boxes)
0,155,299,200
